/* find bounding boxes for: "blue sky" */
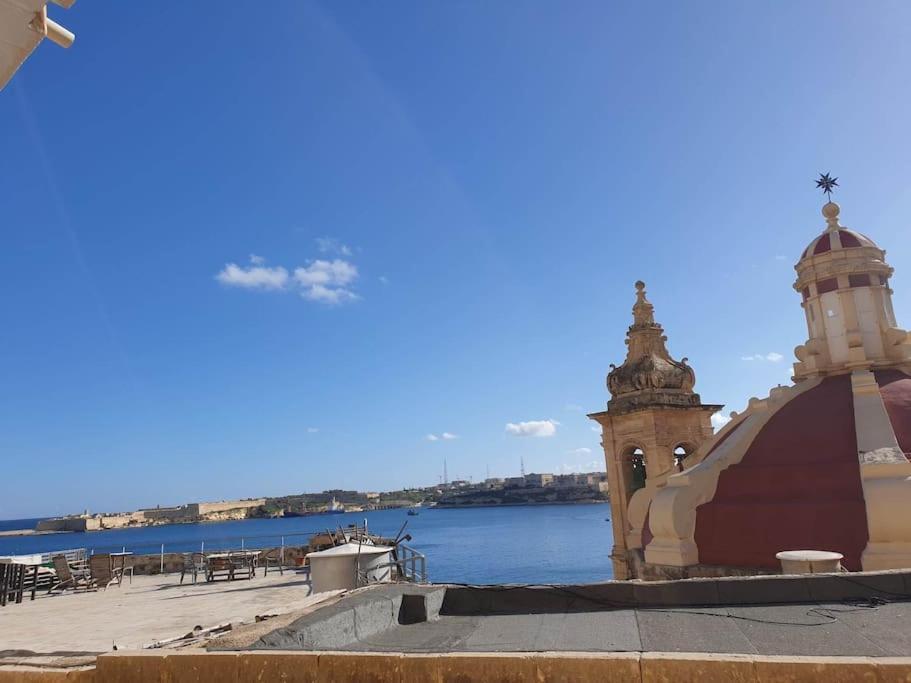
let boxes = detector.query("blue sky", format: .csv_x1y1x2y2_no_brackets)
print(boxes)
2,1,910,518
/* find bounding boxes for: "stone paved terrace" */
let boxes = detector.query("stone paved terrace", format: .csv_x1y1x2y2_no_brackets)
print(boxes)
0,569,329,655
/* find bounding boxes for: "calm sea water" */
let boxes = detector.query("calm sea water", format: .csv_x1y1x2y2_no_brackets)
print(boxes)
0,504,613,584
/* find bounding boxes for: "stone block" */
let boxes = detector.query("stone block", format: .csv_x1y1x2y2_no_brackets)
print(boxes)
751,655,878,682
0,668,96,683
874,656,911,682
438,653,537,683
95,651,169,683
806,571,907,603
164,651,240,683
238,651,320,682
316,652,401,683
533,652,641,683
716,575,812,606
400,654,443,683
633,577,720,607
640,652,755,683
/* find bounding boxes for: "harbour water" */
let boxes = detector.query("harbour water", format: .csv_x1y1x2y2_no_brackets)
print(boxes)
0,504,614,584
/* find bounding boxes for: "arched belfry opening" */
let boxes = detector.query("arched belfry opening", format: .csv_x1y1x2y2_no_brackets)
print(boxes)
624,446,647,494
589,281,722,580
673,444,693,471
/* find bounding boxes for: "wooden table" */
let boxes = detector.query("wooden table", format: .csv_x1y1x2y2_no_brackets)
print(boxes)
205,551,259,582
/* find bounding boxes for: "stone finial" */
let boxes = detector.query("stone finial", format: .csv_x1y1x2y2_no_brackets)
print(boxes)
606,281,698,406
822,201,841,231
632,281,655,328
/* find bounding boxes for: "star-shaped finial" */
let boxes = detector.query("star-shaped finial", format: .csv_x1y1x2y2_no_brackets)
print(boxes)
815,172,839,199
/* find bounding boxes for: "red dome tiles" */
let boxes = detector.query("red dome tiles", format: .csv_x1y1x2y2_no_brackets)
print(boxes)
693,375,869,570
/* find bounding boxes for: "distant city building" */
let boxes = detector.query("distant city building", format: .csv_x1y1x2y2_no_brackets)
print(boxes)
504,476,526,488
524,473,553,488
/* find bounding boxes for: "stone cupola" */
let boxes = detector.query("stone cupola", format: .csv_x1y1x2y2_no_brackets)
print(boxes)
607,281,699,413
793,201,911,379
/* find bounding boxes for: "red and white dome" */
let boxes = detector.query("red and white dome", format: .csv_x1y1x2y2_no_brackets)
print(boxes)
641,200,911,575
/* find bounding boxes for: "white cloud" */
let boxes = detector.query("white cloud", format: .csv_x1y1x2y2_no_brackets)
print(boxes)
591,426,601,433
215,256,289,291
378,276,389,285
216,254,359,304
505,419,559,438
564,403,584,412
741,352,785,362
302,282,359,305
295,259,359,304
306,427,319,433
711,413,732,430
426,432,458,442
316,237,353,257
774,254,787,261
568,447,592,456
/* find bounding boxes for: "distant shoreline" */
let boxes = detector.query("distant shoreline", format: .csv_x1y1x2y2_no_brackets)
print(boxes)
434,500,606,510
0,528,68,538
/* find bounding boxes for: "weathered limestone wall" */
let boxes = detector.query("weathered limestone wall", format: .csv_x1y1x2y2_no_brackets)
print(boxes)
36,517,102,532
5,651,911,682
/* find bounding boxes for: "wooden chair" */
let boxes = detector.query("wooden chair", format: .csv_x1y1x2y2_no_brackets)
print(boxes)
179,553,207,584
0,564,25,606
49,555,96,593
259,548,284,577
89,554,118,590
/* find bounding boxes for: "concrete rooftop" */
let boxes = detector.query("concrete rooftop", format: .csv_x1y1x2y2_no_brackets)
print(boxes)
0,570,329,655
231,571,911,658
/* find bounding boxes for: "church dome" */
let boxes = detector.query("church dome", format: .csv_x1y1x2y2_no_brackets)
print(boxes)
798,202,880,260
692,370,911,571
641,195,911,577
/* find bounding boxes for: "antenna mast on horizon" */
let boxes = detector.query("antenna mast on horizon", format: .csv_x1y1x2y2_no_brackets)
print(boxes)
520,456,526,477
443,458,448,486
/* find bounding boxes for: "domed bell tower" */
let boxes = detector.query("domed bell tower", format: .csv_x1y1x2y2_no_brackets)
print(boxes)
589,282,722,579
793,200,911,379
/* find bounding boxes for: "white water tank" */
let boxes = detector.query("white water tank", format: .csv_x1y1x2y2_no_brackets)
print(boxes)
306,543,394,593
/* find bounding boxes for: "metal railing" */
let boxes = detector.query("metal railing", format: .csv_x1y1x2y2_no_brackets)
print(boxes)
397,544,427,583
27,529,427,578
365,544,427,585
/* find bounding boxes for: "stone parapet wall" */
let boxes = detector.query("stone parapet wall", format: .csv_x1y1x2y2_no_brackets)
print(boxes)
5,651,911,682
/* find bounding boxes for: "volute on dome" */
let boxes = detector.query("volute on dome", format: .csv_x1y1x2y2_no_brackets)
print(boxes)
606,281,699,412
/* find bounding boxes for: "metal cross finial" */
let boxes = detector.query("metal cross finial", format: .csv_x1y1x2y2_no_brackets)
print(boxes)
815,172,839,199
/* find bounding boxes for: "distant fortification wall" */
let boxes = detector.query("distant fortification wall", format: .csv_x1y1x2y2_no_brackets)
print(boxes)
193,499,266,516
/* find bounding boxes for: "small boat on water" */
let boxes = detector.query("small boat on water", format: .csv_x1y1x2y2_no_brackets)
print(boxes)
407,501,423,516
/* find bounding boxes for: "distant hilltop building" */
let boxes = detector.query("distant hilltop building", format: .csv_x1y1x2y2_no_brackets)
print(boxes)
591,195,911,580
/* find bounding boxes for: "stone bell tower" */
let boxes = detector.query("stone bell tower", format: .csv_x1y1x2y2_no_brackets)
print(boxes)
589,282,722,579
